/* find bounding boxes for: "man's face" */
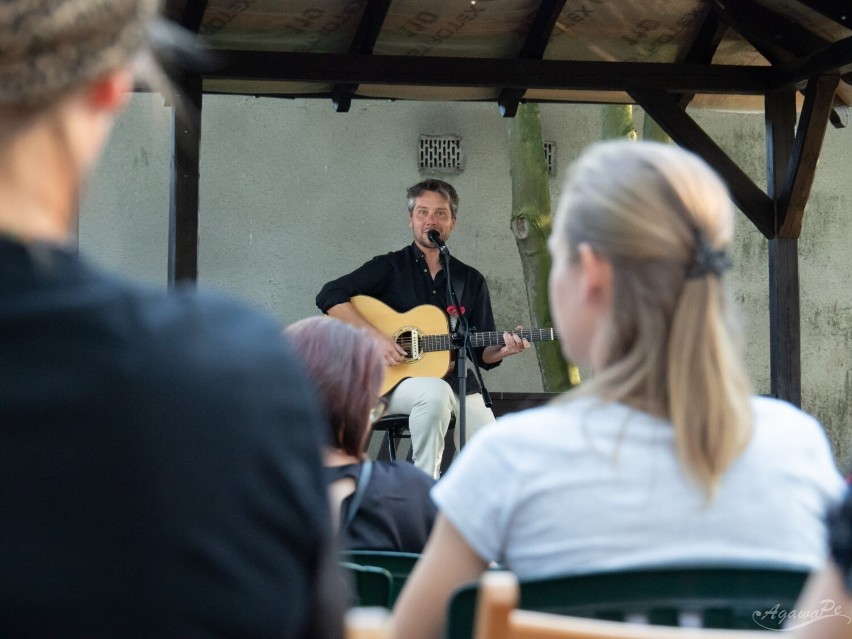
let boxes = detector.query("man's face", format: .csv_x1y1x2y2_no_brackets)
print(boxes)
408,190,456,251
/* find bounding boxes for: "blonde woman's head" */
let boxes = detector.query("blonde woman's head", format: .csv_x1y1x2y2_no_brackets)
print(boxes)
549,140,752,495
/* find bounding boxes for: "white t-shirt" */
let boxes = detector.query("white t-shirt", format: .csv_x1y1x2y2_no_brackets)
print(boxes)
433,395,845,580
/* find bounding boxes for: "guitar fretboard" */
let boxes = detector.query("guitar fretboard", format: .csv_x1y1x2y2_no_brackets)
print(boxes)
421,328,558,353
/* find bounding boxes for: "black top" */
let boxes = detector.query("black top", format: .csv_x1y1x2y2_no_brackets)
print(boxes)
326,461,438,553
829,486,852,592
315,243,501,394
0,238,340,638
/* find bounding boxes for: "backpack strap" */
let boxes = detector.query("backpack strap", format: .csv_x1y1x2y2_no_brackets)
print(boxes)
342,460,373,530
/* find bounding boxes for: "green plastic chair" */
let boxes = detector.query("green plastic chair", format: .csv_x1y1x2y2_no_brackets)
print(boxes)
342,550,421,606
340,561,394,609
445,565,810,638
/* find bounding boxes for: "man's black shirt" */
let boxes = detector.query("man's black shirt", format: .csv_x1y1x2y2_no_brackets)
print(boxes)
316,243,501,394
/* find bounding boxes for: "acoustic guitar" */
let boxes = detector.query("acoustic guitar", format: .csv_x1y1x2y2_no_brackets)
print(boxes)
351,295,559,395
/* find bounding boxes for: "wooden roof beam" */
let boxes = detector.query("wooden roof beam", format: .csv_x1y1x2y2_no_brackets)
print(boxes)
497,0,569,118
775,73,841,238
629,87,775,238
332,0,394,113
773,36,852,88
675,9,728,108
714,0,849,124
793,0,852,31
682,8,727,65
208,51,776,93
179,0,208,33
711,0,831,63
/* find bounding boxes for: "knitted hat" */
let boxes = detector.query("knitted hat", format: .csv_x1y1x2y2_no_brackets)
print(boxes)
0,0,160,105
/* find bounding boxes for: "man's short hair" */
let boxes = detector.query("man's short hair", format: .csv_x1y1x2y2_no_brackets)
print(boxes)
407,179,459,220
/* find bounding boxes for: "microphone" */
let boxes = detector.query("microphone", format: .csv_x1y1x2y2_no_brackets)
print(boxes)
427,229,448,253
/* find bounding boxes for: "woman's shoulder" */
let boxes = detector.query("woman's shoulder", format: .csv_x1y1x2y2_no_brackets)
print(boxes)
449,397,649,474
488,396,649,438
749,395,826,437
747,396,843,488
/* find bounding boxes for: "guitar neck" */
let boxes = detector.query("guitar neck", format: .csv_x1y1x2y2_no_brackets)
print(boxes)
422,328,558,353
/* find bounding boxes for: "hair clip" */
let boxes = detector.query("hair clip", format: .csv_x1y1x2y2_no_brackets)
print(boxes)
686,231,731,279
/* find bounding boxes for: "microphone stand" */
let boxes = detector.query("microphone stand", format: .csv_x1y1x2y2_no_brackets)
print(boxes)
436,244,490,450
438,247,467,449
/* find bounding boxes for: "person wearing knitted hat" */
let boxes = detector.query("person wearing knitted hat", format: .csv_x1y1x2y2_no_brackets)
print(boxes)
0,2,343,637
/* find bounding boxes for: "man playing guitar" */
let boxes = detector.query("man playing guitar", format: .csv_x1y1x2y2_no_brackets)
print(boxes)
316,179,531,478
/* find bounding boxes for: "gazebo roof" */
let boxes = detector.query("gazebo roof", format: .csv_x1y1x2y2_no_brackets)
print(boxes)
157,0,852,407
162,0,852,116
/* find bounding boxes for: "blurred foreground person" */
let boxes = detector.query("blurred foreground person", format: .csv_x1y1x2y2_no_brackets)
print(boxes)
286,316,437,553
0,1,341,636
793,488,852,638
392,141,844,639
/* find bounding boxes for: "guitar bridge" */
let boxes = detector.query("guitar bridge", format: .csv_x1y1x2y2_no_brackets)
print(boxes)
394,326,422,362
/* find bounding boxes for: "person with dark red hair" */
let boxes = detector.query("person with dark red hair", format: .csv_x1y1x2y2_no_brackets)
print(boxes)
316,179,531,480
287,315,437,552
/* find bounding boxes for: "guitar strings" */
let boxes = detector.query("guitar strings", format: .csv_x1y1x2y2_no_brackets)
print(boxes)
391,329,557,350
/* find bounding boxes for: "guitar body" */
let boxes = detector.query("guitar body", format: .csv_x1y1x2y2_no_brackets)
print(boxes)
350,295,558,396
351,295,452,395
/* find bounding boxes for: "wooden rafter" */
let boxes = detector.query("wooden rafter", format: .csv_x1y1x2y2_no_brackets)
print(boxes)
497,0,569,118
207,51,777,93
774,35,852,88
629,88,775,238
712,0,831,63
713,0,849,123
776,73,841,237
682,8,727,64
178,0,208,33
332,0,393,113
675,8,728,108
793,0,852,31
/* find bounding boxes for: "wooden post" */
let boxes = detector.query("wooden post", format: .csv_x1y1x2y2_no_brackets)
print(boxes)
168,72,202,286
765,91,801,406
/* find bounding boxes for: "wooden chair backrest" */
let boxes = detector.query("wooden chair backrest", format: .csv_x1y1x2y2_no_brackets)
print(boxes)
474,571,779,639
447,565,809,639
345,607,392,639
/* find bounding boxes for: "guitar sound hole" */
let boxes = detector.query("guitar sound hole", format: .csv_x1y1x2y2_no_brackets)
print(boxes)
394,328,421,361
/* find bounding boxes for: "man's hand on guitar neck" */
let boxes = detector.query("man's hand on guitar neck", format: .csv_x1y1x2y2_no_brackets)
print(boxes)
482,326,531,365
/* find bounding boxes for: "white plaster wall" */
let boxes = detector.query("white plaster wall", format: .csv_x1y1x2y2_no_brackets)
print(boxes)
78,95,852,467
192,97,605,394
689,110,852,467
79,93,172,284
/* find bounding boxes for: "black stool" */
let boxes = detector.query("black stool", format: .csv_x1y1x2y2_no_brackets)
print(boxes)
370,414,456,475
371,414,411,461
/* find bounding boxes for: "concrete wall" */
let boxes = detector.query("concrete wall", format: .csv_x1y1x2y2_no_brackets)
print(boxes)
79,95,852,468
79,93,172,284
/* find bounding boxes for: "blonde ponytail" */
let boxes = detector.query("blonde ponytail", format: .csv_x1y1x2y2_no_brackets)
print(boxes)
554,141,753,497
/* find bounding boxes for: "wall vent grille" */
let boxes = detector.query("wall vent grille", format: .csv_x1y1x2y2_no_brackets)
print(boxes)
544,141,557,176
419,135,463,173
